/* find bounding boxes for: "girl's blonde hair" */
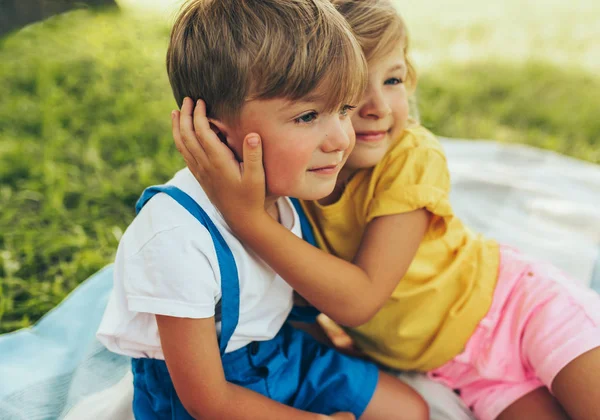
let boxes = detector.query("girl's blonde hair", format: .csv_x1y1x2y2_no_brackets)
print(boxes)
332,0,417,92
167,0,367,122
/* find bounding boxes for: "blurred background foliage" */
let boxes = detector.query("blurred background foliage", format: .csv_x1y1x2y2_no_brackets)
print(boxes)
0,0,598,332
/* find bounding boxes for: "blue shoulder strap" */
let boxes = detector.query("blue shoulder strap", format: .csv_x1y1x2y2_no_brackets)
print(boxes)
290,198,317,246
288,198,321,323
136,185,239,355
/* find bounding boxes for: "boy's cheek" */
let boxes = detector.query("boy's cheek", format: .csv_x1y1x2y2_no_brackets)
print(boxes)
263,146,312,196
264,159,305,196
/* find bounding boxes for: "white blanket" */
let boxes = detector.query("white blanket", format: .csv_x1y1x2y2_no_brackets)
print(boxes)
445,138,600,288
1,139,599,420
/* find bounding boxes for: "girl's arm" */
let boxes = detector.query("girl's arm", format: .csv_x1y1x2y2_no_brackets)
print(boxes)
229,206,429,327
172,99,428,327
156,315,349,419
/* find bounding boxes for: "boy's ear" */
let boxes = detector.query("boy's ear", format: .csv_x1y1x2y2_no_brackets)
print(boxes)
207,118,229,144
208,118,242,162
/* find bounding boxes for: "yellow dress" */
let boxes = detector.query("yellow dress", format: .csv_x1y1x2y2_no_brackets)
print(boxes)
302,125,500,371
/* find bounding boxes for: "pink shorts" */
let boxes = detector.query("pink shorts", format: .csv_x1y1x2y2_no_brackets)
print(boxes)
429,246,600,420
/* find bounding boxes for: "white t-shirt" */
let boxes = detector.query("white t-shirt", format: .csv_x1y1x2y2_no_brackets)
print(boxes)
97,168,300,358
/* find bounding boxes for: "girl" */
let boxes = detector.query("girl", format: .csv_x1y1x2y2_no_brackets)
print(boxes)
173,1,600,419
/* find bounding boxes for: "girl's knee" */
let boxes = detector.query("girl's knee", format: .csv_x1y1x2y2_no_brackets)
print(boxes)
552,346,600,419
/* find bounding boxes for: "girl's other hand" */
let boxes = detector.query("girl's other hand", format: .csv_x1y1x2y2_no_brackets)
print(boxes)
172,97,267,229
317,315,364,358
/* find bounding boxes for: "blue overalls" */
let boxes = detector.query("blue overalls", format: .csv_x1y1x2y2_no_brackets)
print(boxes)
131,186,379,419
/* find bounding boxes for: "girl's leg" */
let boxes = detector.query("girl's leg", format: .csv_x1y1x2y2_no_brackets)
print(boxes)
360,371,429,420
496,387,569,420
551,347,600,420
502,257,600,419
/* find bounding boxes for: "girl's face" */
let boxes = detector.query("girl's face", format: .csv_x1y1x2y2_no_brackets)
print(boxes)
345,45,410,170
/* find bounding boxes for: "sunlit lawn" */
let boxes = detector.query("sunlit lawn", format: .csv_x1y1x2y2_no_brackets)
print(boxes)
0,0,598,332
403,0,600,162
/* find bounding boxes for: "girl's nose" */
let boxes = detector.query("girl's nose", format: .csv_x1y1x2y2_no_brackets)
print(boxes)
358,87,391,120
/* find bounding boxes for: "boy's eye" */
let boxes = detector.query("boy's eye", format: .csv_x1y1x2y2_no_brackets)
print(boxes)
295,111,318,124
384,77,403,85
340,105,356,117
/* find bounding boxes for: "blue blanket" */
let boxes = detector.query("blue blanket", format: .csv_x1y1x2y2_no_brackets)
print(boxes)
0,266,130,420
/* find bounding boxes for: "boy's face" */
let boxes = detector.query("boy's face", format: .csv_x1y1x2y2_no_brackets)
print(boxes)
225,96,356,200
346,44,410,170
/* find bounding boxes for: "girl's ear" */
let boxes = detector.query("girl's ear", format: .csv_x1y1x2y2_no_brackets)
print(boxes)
208,118,243,162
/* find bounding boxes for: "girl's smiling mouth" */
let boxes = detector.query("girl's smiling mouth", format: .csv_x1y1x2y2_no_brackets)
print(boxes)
355,131,388,142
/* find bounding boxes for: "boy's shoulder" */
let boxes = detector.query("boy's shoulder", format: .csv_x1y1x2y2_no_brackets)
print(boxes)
118,169,301,262
119,168,224,258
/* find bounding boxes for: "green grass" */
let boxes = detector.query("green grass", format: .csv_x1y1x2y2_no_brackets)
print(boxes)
418,61,600,162
1,3,599,333
0,11,179,332
402,0,600,162
400,0,600,73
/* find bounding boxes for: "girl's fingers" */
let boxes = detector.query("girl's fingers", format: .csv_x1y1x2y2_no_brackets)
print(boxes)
172,109,203,172
192,99,232,166
191,99,246,177
241,134,265,188
179,97,210,169
192,99,213,138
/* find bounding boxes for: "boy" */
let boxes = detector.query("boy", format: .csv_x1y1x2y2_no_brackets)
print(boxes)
97,0,427,418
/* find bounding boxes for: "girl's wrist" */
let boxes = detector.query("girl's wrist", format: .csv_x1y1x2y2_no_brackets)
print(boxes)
227,208,272,239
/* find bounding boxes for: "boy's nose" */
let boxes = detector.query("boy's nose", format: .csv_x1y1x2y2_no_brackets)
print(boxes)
321,118,352,153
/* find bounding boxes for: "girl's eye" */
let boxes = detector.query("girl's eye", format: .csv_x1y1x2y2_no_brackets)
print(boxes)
340,105,356,117
295,111,318,124
384,77,403,85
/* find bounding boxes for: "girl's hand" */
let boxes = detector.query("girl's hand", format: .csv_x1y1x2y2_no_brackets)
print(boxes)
172,97,268,231
317,315,365,359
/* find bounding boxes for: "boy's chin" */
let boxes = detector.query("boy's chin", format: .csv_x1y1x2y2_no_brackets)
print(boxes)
268,182,336,201
294,185,336,202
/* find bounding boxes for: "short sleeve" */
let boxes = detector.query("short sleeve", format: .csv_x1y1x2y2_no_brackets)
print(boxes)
122,224,221,319
367,146,453,223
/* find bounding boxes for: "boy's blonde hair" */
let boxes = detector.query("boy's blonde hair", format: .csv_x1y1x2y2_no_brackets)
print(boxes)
332,0,417,92
167,0,367,122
